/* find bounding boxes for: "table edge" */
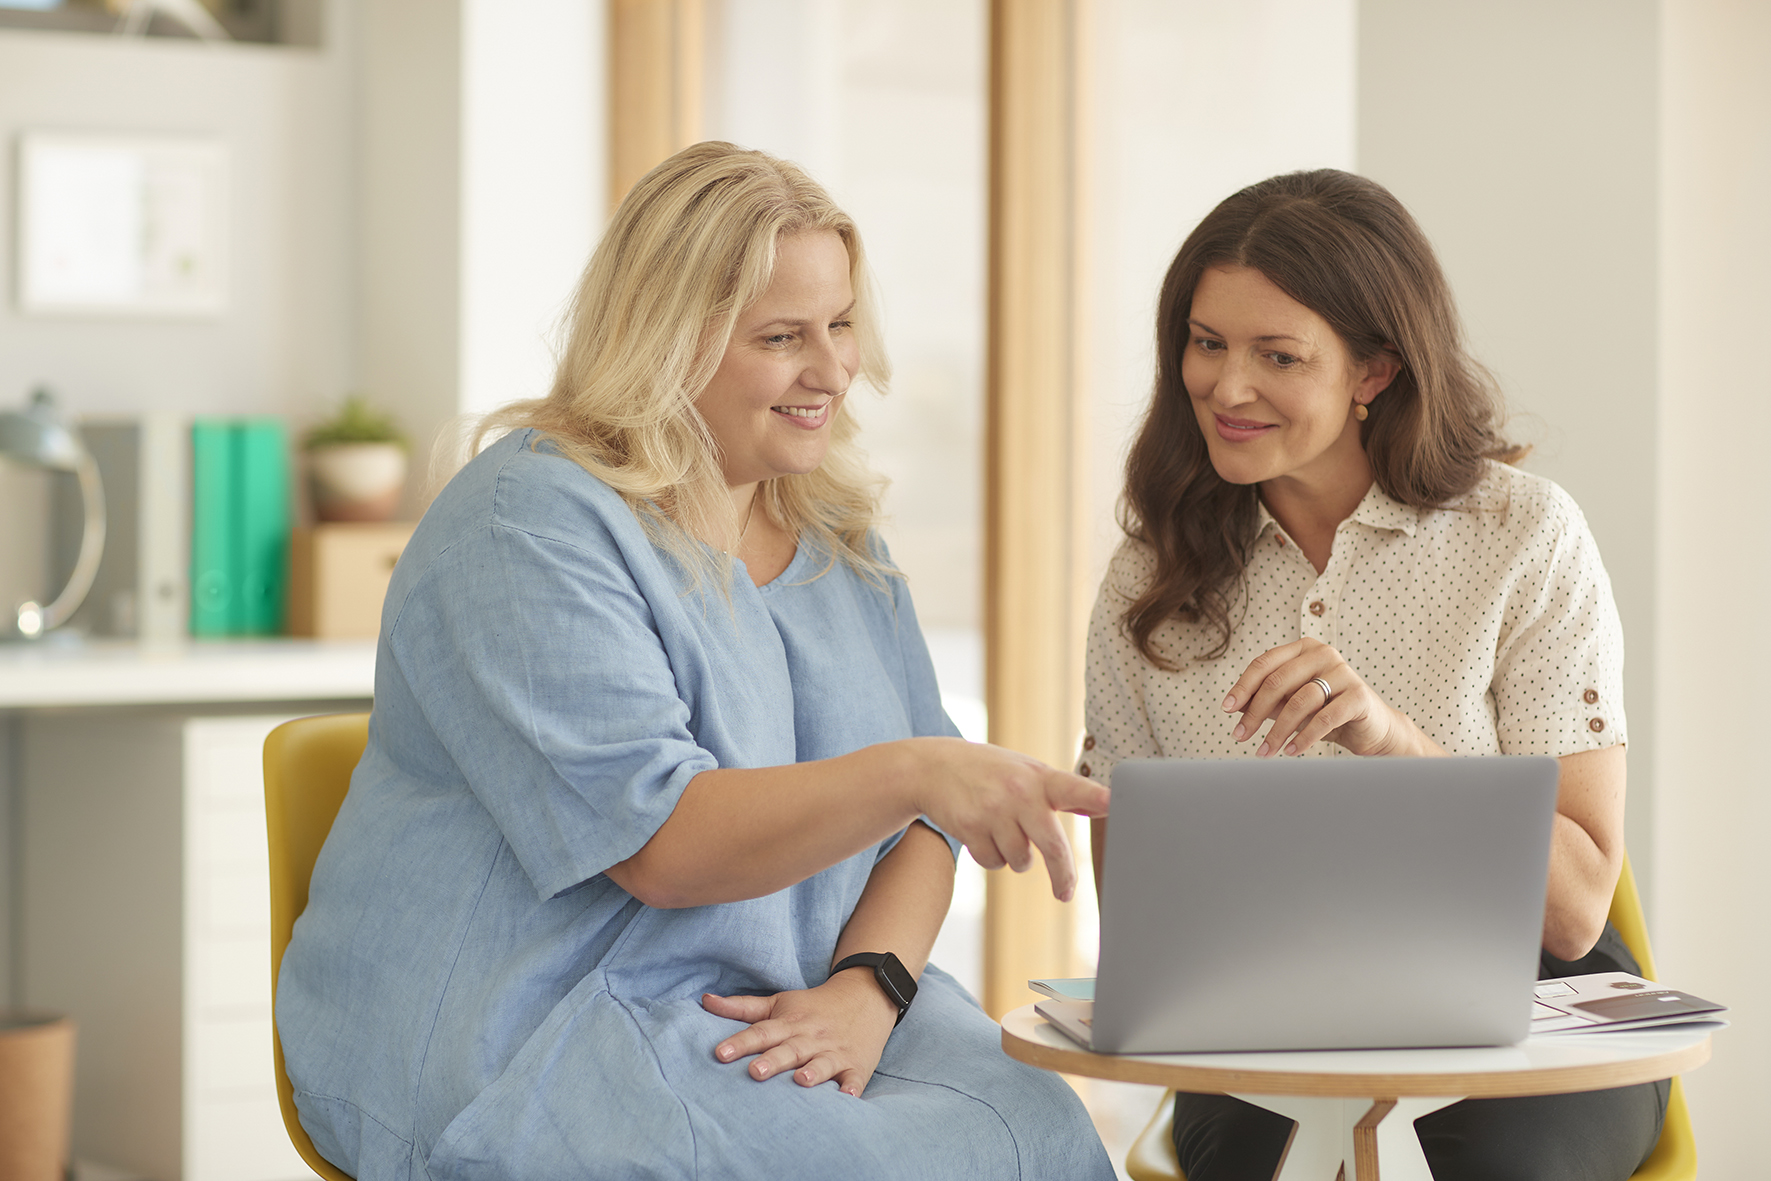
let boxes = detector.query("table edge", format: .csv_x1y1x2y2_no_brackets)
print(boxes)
1000,1008,1712,1098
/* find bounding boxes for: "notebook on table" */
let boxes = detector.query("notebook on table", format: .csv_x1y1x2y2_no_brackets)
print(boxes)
1041,756,1561,1054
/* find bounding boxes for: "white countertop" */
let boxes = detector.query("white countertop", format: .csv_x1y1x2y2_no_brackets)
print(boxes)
0,636,377,708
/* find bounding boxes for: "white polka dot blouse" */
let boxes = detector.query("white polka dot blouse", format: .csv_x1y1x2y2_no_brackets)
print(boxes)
1078,461,1626,784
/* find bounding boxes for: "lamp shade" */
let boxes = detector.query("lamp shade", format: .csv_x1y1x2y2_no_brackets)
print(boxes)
0,389,105,639
0,389,84,472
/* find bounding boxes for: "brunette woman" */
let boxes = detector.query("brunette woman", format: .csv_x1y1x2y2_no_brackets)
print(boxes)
1082,170,1662,1181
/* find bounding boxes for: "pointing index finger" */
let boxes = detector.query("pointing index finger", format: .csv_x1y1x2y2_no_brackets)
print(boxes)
1049,773,1110,818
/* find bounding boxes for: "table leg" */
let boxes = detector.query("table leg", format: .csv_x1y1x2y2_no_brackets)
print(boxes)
1229,1093,1465,1181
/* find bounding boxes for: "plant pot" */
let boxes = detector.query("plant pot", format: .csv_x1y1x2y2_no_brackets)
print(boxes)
308,442,407,523
0,1012,75,1181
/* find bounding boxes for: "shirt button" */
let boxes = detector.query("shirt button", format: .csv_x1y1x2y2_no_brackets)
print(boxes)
1078,763,1092,777
1583,689,1599,704
1082,735,1096,751
1589,718,1606,733
1309,601,1326,616
1276,535,1288,547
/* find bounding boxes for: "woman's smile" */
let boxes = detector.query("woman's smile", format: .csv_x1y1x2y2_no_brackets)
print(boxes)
1213,413,1278,442
773,399,833,427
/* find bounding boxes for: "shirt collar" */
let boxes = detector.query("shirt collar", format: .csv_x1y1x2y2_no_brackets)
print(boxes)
1348,481,1419,536
1254,481,1419,539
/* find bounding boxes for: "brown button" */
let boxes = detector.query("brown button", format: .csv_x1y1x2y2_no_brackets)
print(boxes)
1308,601,1326,616
1276,535,1288,547
1583,689,1599,704
1078,763,1092,777
1082,735,1096,751
1589,718,1606,733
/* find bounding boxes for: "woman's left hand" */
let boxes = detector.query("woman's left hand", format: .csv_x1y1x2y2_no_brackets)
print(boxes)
1223,638,1442,758
703,970,899,1097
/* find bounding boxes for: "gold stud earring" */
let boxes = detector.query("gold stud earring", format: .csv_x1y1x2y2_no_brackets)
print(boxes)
1353,403,1369,421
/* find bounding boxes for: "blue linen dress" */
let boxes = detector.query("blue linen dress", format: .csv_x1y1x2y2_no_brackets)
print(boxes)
276,429,1111,1181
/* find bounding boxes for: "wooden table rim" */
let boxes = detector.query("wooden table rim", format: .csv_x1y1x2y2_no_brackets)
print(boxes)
999,1005,1713,1098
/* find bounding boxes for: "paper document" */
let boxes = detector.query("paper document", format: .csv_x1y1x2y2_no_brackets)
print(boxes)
1530,972,1726,1035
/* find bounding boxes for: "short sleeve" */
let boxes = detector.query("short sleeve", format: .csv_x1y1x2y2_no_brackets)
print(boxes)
1080,543,1165,786
387,521,718,901
1490,489,1628,756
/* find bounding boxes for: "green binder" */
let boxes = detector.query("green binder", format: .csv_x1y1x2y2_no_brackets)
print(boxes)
235,418,289,635
189,418,237,635
189,417,290,636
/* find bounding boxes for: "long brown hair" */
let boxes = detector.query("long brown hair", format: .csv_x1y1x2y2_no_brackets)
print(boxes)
1121,169,1523,668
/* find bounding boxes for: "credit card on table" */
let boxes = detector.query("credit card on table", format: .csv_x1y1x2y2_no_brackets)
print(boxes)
1571,990,1724,1023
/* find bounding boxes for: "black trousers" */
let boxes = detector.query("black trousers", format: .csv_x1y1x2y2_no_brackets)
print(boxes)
1172,927,1672,1181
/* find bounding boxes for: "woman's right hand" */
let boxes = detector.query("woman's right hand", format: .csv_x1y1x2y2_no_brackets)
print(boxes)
1223,638,1442,759
899,737,1109,903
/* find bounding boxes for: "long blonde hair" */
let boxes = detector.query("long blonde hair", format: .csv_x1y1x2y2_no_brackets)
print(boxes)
477,141,894,586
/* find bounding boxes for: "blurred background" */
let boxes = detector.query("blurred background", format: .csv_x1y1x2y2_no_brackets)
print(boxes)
0,0,1764,1177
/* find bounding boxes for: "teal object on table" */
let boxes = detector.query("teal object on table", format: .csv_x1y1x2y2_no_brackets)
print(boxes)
236,418,290,634
189,417,289,636
189,418,237,635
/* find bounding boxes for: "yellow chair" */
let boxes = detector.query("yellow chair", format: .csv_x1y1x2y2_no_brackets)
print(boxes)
1124,853,1696,1181
265,712,369,1181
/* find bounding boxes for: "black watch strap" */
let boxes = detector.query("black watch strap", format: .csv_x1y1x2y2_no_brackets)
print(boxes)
831,951,918,1026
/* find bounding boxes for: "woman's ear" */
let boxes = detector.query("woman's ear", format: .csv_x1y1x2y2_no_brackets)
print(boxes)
1358,345,1404,403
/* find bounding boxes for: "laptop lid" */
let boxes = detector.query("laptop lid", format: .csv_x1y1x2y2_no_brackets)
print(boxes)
1091,756,1559,1054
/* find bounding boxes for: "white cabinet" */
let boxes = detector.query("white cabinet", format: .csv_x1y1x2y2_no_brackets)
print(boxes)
184,717,312,1181
19,709,349,1181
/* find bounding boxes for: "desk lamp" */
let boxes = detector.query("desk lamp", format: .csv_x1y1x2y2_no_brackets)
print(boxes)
0,388,106,639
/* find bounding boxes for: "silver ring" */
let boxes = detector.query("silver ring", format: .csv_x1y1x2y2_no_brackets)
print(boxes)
1308,676,1333,702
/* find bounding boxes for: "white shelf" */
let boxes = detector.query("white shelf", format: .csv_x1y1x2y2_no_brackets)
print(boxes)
0,637,376,708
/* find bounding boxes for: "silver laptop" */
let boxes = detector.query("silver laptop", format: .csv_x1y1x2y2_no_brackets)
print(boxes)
1042,756,1559,1054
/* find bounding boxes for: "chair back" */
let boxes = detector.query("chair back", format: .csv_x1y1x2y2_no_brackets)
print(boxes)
264,712,369,1181
1606,852,1696,1181
1608,851,1657,980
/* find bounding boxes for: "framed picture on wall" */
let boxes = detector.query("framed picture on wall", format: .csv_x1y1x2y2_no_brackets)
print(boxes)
15,131,229,317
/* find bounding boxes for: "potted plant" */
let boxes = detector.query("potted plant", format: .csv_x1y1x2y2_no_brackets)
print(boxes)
303,395,408,522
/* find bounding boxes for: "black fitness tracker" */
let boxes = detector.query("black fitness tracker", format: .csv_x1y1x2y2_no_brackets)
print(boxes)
830,951,918,1026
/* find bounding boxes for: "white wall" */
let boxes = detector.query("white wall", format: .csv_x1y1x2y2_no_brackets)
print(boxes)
459,0,603,419
0,11,358,421
355,0,461,513
357,0,606,510
1357,0,1664,900
1654,0,1771,1170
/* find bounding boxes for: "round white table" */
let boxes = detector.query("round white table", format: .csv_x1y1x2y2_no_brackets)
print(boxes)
1001,1004,1714,1180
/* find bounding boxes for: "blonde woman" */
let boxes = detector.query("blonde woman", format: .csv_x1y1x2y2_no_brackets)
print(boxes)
277,142,1114,1180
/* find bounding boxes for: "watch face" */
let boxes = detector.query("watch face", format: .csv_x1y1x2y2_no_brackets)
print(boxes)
878,952,917,1009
